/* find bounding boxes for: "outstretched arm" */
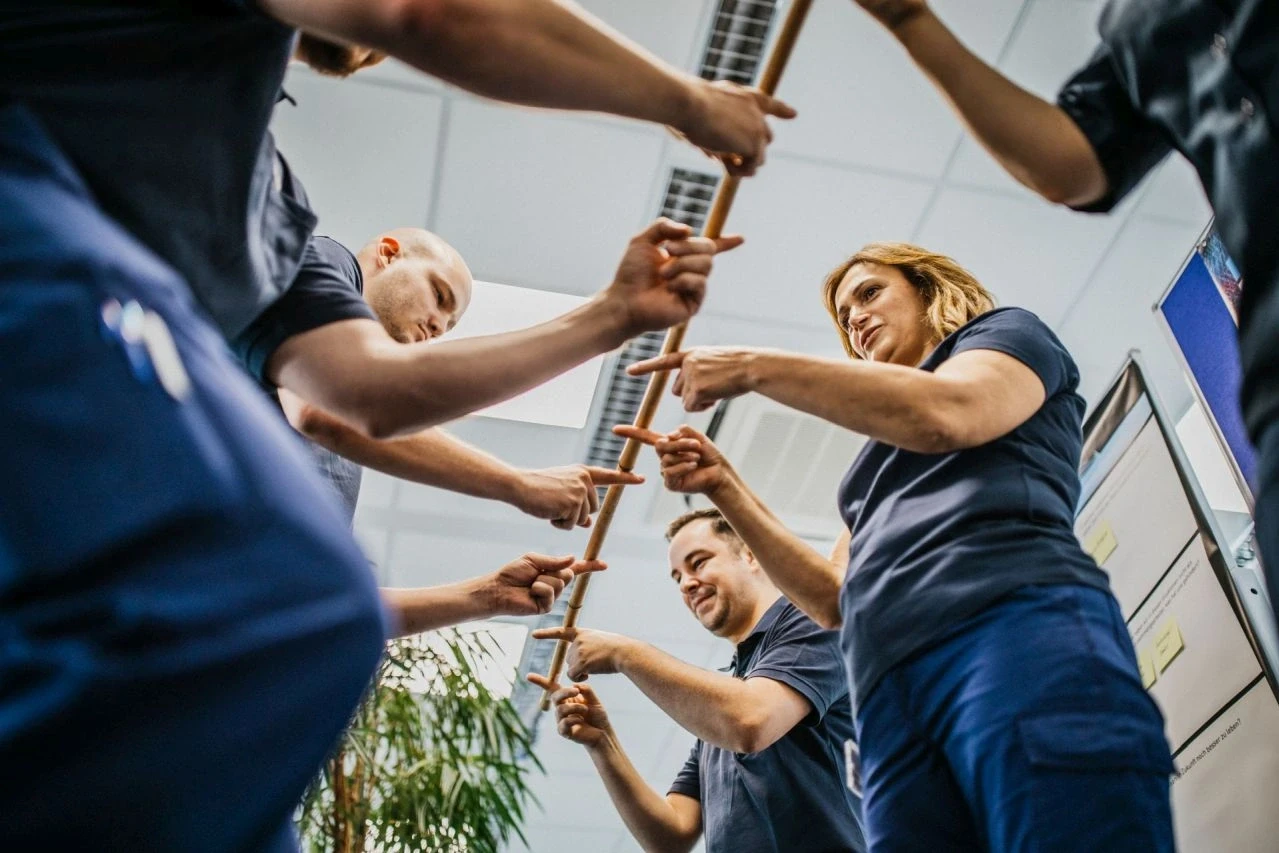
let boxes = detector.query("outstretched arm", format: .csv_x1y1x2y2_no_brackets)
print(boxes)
382,553,604,637
268,222,740,438
279,388,643,529
259,0,794,175
852,1,1107,205
617,424,846,628
533,626,812,753
528,674,703,853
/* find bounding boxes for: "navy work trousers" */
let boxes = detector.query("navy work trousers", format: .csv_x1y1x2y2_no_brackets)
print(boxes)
854,584,1175,852
0,102,386,850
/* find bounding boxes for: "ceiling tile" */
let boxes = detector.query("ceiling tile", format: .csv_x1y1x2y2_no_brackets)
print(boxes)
703,158,935,328
508,824,621,852
1136,156,1213,226
272,70,443,250
354,468,398,510
579,0,712,69
913,187,1123,324
577,555,719,647
771,0,1024,176
432,100,666,296
350,58,444,93
1055,215,1205,412
948,0,1105,192
521,772,633,830
531,709,675,780
384,529,553,587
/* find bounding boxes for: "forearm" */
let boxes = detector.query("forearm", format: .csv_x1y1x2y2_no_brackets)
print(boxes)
748,351,960,453
303,422,522,504
587,737,699,853
275,297,627,438
707,474,844,629
617,643,766,753
888,9,1107,205
308,0,696,129
380,577,493,638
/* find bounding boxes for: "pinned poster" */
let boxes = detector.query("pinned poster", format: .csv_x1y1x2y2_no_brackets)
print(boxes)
1155,619,1186,672
1139,649,1158,689
1083,520,1119,566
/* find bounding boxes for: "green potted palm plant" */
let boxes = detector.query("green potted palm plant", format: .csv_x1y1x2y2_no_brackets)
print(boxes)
297,629,540,852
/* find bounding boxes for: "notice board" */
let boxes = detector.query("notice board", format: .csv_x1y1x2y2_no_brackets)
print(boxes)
1077,358,1279,851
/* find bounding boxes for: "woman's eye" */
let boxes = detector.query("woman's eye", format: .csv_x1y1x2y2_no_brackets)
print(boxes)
864,286,880,300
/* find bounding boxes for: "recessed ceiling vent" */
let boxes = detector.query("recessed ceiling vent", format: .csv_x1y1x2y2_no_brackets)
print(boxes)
582,168,720,473
700,0,780,84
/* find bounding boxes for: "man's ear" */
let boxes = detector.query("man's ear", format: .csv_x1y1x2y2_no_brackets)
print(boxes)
377,236,402,267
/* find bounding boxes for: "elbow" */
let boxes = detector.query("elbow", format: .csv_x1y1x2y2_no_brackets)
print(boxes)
906,410,970,455
1037,179,1104,209
732,714,782,755
1036,180,1079,207
812,604,843,632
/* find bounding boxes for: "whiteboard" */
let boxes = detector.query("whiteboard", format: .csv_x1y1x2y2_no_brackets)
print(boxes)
1077,358,1279,852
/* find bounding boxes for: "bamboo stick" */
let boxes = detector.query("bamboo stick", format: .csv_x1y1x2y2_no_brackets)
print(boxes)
540,0,813,710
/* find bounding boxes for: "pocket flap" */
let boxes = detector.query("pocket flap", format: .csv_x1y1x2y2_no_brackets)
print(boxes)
1019,711,1174,774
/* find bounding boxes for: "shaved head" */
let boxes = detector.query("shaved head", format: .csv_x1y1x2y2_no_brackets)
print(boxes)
356,228,474,345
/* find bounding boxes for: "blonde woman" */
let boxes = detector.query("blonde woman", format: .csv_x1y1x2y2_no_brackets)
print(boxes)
620,244,1174,851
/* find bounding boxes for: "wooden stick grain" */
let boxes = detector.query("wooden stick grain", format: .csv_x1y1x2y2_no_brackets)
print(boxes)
539,0,813,710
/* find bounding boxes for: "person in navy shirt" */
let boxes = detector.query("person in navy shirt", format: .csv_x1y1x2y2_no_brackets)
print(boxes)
0,1,793,849
843,0,1279,631
238,229,645,531
530,508,865,853
626,244,1175,851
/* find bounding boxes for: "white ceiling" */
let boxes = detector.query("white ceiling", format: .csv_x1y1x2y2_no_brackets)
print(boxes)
270,2,1213,850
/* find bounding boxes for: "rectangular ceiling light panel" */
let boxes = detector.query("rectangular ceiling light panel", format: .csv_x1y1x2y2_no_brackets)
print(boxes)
447,280,604,429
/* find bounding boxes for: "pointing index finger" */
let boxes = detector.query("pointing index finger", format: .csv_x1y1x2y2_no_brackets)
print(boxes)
612,424,664,446
584,465,645,486
627,351,686,377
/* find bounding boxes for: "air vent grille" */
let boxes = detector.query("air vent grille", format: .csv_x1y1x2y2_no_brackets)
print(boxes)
700,0,779,84
582,168,720,473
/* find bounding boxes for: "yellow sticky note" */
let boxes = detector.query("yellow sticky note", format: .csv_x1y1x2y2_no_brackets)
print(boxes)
1154,620,1185,673
1084,521,1119,566
1138,649,1158,689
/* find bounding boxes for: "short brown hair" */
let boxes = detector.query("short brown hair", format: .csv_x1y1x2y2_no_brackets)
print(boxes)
821,242,995,357
665,507,743,550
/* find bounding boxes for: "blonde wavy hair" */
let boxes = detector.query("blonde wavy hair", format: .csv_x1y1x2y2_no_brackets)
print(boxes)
821,243,996,357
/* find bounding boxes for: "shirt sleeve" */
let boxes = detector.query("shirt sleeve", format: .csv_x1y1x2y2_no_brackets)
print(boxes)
668,740,702,800
231,236,376,384
1056,43,1172,213
949,308,1078,399
745,605,848,722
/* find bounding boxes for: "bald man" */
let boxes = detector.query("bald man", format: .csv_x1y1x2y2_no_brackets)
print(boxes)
236,226,642,532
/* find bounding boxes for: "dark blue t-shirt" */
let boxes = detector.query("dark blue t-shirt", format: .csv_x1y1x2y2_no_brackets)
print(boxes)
233,235,375,523
669,598,866,853
233,235,376,384
0,1,313,338
837,307,1110,710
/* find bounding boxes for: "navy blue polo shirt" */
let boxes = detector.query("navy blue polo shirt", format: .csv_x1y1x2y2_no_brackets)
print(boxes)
1055,0,1279,441
234,235,376,523
838,307,1110,710
0,1,313,338
668,597,866,853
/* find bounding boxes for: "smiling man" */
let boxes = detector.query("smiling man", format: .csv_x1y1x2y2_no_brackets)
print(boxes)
530,508,866,853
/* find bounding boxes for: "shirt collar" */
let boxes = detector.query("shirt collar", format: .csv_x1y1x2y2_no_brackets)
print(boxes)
733,595,789,662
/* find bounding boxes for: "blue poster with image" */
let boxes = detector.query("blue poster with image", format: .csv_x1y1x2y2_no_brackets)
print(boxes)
1158,232,1256,494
